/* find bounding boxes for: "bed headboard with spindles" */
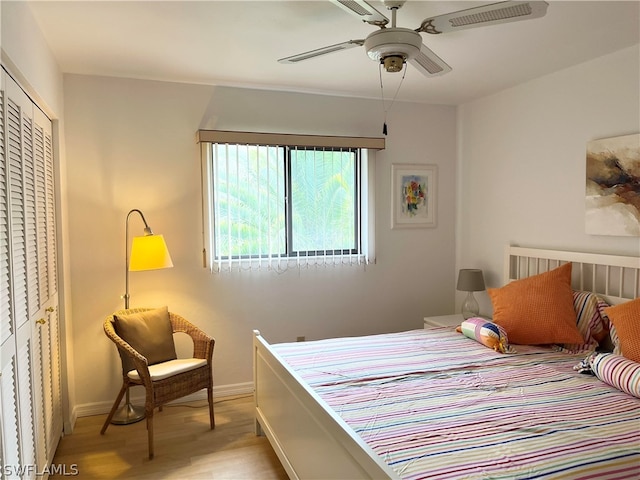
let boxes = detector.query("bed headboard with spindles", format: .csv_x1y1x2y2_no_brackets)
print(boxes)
504,246,640,305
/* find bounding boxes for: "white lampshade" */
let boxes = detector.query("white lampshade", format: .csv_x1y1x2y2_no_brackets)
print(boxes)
129,234,173,271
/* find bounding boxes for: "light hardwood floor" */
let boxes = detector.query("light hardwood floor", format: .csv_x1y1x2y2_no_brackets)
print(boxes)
51,395,288,479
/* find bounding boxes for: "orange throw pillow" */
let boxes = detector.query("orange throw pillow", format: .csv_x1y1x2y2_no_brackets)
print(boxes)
488,262,583,345
605,298,640,363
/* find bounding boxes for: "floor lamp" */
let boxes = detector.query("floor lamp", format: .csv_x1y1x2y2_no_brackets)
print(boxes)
111,208,173,425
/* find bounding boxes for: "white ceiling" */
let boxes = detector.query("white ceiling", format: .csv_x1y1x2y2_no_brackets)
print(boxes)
25,1,640,105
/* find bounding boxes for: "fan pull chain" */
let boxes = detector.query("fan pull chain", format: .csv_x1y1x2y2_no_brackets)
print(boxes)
379,61,408,136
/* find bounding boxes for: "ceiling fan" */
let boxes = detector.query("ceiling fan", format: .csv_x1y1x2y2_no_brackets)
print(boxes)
278,0,549,77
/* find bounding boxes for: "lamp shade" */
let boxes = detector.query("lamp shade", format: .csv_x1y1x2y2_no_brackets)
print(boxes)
129,234,173,271
456,269,485,292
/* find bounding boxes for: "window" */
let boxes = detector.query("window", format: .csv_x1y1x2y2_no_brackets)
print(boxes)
199,131,383,272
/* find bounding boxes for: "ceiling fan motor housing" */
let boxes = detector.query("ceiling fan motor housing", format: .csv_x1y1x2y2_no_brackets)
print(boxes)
364,28,422,65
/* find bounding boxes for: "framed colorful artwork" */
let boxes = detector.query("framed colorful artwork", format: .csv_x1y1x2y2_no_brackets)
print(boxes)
391,163,437,229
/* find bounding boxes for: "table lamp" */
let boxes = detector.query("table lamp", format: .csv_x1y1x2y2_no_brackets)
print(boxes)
456,269,485,319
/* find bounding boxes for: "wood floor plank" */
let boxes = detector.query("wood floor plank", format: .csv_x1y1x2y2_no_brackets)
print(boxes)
51,395,288,479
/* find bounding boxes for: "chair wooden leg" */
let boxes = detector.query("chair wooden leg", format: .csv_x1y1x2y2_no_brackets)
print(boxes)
207,386,215,429
146,409,154,460
100,383,128,435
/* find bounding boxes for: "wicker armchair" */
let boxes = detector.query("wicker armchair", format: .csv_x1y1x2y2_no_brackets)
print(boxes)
100,308,215,459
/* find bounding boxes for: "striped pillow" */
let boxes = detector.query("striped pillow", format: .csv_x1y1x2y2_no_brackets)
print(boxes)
610,322,620,355
590,353,640,398
456,317,514,354
558,291,610,352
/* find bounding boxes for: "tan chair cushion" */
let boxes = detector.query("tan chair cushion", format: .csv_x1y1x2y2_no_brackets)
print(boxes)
127,358,207,381
114,306,177,367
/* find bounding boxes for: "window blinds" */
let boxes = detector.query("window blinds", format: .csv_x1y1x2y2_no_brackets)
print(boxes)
199,131,381,273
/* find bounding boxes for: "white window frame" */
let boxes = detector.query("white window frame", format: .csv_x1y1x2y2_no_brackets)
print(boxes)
198,130,383,273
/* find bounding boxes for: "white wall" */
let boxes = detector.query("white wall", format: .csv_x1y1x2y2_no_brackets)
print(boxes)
1,2,62,116
457,45,640,316
62,75,457,413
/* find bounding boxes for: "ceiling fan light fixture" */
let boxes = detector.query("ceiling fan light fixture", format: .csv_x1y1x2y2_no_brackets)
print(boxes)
383,55,404,72
281,1,549,79
364,28,422,63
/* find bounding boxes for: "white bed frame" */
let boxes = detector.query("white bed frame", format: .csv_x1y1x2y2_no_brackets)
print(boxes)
253,246,640,480
504,246,639,305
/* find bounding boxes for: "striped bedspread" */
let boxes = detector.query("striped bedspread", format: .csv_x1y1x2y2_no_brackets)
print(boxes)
272,328,640,479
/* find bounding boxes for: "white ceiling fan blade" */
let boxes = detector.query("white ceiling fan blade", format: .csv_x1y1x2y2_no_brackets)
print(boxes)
417,1,548,35
278,40,365,64
330,0,389,26
409,44,452,78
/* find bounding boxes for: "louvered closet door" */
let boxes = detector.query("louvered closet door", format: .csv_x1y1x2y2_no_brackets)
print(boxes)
0,70,23,475
0,69,61,477
33,106,62,463
31,105,51,473
4,71,39,480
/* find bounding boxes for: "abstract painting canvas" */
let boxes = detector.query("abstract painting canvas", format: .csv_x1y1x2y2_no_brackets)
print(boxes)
585,133,640,236
391,164,437,229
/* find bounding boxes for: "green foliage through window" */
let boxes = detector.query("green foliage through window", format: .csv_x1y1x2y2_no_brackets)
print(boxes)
211,144,359,260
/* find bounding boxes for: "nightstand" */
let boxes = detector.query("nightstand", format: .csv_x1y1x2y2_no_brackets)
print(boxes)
423,314,464,328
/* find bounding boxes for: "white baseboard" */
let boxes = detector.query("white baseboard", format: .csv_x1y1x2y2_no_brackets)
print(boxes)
71,382,254,422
